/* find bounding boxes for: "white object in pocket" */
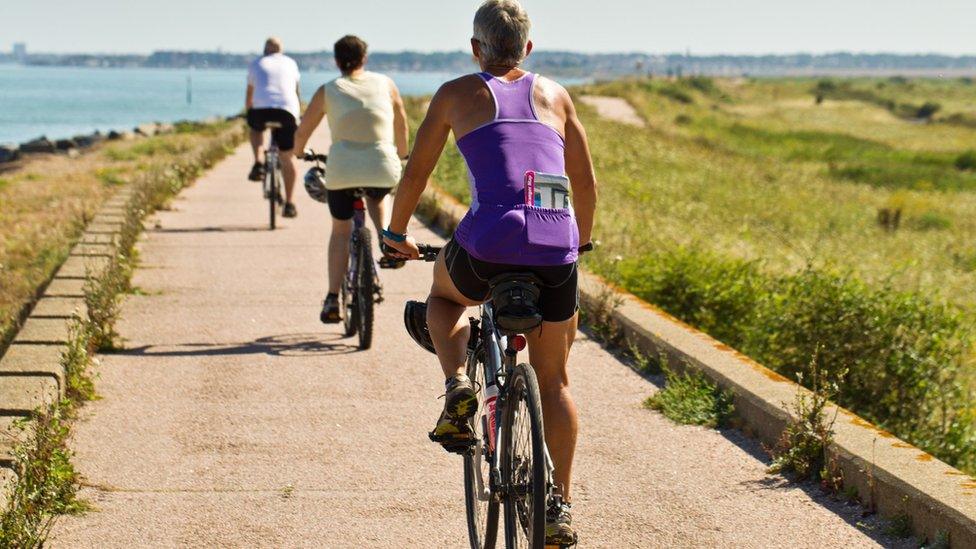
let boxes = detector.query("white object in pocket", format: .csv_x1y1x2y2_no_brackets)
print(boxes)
525,171,571,210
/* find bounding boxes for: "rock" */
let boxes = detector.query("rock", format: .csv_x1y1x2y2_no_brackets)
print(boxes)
134,123,157,137
73,133,105,148
20,136,56,154
55,138,78,151
155,123,175,134
108,130,134,141
0,144,18,163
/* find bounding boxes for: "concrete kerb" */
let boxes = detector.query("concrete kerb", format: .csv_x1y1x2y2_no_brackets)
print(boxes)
416,183,976,547
0,185,132,498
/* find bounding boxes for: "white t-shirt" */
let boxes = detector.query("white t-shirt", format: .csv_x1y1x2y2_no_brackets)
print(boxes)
247,53,301,119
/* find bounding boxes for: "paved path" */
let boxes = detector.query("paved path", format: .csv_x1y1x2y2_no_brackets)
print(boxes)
579,95,646,127
49,125,899,547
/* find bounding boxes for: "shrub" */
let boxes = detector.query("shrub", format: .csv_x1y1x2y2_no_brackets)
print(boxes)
613,247,976,474
955,150,976,171
916,102,941,120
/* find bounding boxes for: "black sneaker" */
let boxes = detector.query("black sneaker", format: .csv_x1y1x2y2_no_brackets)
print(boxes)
429,374,478,451
282,202,297,218
320,294,341,324
545,495,578,547
248,162,265,182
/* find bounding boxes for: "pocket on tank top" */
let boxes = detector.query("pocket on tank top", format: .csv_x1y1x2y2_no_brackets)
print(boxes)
523,205,578,251
466,206,526,259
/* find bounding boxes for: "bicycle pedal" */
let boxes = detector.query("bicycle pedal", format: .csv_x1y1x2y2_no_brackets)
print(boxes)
378,257,406,269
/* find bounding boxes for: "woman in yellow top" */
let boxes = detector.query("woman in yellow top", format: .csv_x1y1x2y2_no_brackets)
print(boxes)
294,35,409,322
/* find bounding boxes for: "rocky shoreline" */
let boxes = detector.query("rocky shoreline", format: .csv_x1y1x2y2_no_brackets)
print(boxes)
0,114,241,164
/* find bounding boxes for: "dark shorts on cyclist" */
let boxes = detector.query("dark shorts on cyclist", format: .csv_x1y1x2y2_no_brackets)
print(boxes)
444,237,578,323
246,108,297,151
327,187,392,220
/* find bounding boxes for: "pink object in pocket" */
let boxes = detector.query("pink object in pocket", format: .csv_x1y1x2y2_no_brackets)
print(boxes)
524,171,536,206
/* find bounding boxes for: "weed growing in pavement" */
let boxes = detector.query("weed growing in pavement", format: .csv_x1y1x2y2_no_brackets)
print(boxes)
644,364,735,428
884,513,913,539
83,254,130,352
926,530,951,549
768,358,841,481
61,319,97,403
0,402,86,548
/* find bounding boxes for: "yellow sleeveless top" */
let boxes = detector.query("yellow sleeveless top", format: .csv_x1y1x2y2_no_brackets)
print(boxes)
323,71,401,190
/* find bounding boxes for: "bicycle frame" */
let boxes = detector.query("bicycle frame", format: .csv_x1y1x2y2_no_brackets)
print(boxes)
471,303,556,504
345,192,368,294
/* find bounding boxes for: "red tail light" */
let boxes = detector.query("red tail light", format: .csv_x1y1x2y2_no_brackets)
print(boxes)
513,334,527,351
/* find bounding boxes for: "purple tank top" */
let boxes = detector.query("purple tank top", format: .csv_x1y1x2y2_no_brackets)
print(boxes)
452,72,578,266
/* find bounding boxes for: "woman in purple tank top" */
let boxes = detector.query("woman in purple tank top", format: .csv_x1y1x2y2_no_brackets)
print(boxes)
383,1,597,543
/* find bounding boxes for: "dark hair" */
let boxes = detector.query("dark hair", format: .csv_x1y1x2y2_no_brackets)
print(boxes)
334,35,367,74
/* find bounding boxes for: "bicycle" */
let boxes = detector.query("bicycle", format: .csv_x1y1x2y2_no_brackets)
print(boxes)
404,244,571,549
261,121,284,230
303,152,392,350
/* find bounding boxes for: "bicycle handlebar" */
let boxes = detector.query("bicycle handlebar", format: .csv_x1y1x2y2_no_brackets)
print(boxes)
416,244,442,262
301,149,328,163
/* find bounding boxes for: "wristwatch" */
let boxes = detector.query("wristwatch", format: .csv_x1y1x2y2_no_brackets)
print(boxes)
578,242,594,253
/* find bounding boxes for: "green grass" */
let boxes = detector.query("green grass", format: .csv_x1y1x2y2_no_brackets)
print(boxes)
0,121,240,355
405,75,976,474
644,367,734,428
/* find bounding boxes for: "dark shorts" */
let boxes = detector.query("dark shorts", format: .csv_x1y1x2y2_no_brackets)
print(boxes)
246,108,297,151
444,238,579,323
327,187,392,220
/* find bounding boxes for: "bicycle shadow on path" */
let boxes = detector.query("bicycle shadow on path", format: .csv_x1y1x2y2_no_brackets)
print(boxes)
113,332,359,358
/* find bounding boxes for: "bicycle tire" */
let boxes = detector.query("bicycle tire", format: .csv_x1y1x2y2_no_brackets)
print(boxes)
267,163,277,230
355,227,374,350
464,352,500,548
501,363,547,549
342,247,357,338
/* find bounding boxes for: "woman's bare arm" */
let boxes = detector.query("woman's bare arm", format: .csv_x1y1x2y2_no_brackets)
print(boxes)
560,89,598,245
293,86,326,154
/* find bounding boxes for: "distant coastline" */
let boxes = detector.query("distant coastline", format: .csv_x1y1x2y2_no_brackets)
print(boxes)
3,50,976,77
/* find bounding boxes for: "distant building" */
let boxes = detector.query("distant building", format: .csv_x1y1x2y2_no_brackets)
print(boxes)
13,43,26,63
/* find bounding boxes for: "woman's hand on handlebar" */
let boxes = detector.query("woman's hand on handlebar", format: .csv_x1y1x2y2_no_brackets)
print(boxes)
382,234,420,260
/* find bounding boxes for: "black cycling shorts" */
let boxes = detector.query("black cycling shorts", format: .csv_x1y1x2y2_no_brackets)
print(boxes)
246,108,297,151
327,187,392,220
444,238,579,323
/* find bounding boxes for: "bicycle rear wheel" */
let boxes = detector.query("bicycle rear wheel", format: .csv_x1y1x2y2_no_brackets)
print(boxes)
464,353,499,548
267,163,277,230
501,363,547,548
355,227,375,350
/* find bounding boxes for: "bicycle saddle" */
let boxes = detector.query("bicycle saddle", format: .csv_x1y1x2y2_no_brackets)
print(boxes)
489,273,543,334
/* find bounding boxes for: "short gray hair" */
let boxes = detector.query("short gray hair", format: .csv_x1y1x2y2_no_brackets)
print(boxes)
473,0,531,67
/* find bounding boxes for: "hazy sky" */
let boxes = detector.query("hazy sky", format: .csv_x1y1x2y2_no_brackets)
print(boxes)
3,0,974,55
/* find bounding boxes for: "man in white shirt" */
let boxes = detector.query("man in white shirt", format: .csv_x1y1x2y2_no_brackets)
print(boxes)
246,37,301,218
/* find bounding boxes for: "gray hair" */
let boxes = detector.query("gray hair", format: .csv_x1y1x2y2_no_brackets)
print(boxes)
473,0,531,67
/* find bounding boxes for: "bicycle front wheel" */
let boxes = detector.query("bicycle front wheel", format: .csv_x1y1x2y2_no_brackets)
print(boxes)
500,363,547,548
464,353,499,548
354,227,374,350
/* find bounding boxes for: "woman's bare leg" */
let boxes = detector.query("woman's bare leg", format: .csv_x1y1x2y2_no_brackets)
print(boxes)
526,314,579,502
